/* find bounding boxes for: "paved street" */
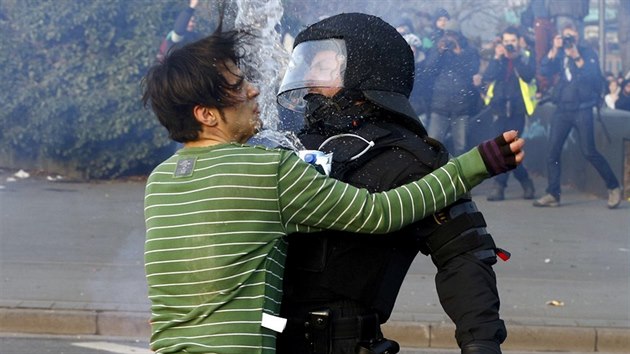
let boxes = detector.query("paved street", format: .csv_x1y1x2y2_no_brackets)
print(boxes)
0,334,624,354
0,170,628,352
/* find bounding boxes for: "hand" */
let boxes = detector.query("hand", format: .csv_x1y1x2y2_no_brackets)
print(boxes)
505,130,525,165
437,39,448,53
564,46,580,60
190,0,199,8
477,130,525,176
552,35,563,49
472,74,483,87
497,130,525,165
494,44,506,60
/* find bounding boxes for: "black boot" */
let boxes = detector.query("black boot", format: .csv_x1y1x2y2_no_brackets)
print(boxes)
461,340,501,354
521,178,535,200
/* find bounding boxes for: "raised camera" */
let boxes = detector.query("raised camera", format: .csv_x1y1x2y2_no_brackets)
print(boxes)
562,35,575,49
504,44,516,53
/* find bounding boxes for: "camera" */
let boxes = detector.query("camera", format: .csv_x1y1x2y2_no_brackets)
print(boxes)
504,44,516,53
562,35,575,49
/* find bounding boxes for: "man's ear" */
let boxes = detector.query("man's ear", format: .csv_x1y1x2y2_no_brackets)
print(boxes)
193,105,219,127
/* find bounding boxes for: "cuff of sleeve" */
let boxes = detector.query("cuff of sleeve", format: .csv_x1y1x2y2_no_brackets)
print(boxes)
455,148,490,189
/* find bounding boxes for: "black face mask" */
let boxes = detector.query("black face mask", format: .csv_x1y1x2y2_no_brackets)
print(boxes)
303,90,376,134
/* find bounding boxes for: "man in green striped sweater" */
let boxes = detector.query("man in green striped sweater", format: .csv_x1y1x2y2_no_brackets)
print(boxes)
141,20,524,354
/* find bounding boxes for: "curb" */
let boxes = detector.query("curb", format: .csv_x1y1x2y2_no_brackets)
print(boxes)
1,308,629,352
381,321,630,352
0,308,150,338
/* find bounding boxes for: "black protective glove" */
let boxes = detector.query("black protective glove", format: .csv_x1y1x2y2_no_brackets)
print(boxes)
461,340,502,354
477,134,518,177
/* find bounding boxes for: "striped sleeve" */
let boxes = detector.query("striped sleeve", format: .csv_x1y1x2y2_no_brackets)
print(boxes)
278,147,488,234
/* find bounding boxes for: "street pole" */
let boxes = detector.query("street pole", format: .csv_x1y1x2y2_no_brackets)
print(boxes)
599,0,605,72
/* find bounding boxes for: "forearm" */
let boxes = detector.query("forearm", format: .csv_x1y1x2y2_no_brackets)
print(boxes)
280,149,489,235
371,149,488,231
459,51,480,78
173,7,195,37
482,60,501,82
539,55,560,77
421,50,442,76
576,57,600,81
515,55,536,82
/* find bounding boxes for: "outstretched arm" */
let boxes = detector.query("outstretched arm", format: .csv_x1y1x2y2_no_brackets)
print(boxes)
280,131,524,234
172,0,198,39
540,35,563,78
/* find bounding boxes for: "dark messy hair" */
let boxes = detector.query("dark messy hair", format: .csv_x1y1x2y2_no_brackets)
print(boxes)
502,25,521,38
142,15,253,143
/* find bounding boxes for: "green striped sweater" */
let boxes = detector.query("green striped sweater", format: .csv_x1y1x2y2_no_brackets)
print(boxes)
144,143,488,353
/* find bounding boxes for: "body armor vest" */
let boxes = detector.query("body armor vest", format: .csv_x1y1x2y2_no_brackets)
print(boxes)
283,120,498,321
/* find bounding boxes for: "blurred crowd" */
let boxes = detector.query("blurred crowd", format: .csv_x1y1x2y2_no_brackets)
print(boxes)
275,1,627,206
401,4,629,112
273,1,630,155
604,72,630,111
157,1,630,127
157,0,626,206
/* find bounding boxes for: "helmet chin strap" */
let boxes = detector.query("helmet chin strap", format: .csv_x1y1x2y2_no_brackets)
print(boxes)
318,133,375,161
304,90,376,133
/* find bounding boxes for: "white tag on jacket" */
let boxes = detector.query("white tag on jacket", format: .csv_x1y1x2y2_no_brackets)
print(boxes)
261,312,287,333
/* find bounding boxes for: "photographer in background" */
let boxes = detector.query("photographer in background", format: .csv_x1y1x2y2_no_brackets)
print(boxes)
156,0,202,63
482,26,536,202
535,25,621,208
423,30,480,157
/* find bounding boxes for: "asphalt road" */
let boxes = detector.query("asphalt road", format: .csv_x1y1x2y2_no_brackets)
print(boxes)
0,171,628,352
0,334,625,354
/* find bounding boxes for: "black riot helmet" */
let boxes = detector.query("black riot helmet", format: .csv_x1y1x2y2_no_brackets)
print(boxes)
277,12,426,135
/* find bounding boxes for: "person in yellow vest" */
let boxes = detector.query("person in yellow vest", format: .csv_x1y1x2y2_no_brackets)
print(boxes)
482,26,536,201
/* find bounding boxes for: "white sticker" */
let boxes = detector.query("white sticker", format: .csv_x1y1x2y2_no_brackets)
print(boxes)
261,312,287,333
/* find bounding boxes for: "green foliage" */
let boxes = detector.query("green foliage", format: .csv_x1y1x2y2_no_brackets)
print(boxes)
0,0,212,179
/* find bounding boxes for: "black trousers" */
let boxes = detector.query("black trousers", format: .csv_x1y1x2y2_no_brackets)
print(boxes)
435,252,507,347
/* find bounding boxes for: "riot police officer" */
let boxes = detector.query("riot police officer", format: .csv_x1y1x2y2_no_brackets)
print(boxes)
276,13,508,354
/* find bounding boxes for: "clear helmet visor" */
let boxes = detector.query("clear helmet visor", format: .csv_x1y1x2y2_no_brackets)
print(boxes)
277,39,347,112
